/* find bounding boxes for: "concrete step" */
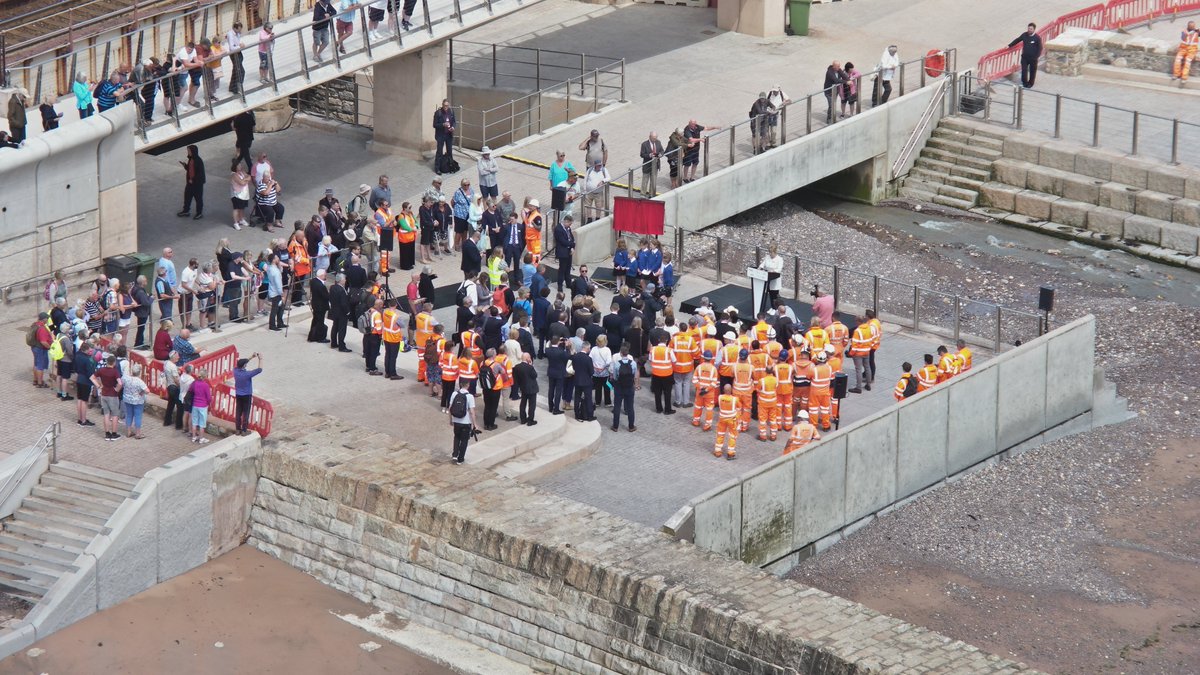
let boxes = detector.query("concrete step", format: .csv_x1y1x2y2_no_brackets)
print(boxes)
926,137,1003,162
932,194,977,211
908,167,948,185
49,461,140,492
944,174,984,192
899,185,939,203
0,544,75,573
13,510,105,537
968,135,1005,152
940,117,1011,141
911,156,956,174
467,410,567,468
21,496,112,524
902,178,944,195
955,154,996,172
0,534,82,564
4,520,94,548
39,474,132,503
919,146,959,165
949,164,992,182
31,486,125,513
937,184,979,203
0,556,60,587
493,419,604,481
1081,63,1200,97
0,571,50,600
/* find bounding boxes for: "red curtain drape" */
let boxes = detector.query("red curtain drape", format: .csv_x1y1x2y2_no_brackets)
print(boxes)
612,197,665,235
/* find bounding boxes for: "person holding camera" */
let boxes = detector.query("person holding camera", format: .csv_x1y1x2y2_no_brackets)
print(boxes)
448,377,478,465
233,352,263,435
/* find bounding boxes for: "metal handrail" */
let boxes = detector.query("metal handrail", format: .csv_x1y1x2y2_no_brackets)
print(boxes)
891,77,948,179
0,423,60,513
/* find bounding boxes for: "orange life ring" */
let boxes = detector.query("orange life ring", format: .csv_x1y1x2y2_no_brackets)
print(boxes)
924,49,946,78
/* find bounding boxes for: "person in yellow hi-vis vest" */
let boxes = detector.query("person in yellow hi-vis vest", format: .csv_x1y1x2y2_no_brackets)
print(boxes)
714,384,741,460
1174,21,1200,82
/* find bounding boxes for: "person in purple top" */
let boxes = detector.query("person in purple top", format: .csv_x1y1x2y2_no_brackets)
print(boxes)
190,369,213,444
233,353,263,435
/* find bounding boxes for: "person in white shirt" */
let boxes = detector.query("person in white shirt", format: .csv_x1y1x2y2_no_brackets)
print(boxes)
766,85,790,148
179,257,199,329
589,334,614,408
760,244,784,306
582,161,611,224
555,172,580,219
226,23,245,94
878,45,900,104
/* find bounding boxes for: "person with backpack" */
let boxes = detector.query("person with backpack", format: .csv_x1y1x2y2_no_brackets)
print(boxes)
28,312,55,389
608,341,639,432
447,378,477,465
51,323,76,401
479,348,505,431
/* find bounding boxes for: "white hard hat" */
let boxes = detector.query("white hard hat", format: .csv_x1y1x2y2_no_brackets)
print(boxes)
767,328,777,338
529,198,540,208
706,325,717,336
814,352,828,363
798,410,809,420
824,344,835,354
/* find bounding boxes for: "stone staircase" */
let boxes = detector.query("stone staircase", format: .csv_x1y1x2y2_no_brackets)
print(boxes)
0,461,137,603
900,117,1007,210
467,401,602,481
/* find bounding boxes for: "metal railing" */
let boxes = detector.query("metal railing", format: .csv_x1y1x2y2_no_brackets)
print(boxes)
448,38,623,94
0,423,61,515
892,77,949,179
957,72,1200,166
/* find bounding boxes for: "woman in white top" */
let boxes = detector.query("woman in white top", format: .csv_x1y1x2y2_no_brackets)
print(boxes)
760,244,785,306
314,235,338,274
230,158,252,230
468,195,484,233
590,334,614,408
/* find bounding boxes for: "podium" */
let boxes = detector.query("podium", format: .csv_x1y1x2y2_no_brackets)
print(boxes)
747,267,770,317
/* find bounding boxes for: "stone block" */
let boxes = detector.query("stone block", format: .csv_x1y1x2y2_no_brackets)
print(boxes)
1147,166,1187,198
1086,206,1128,237
91,482,159,610
844,414,897,524
1171,198,1200,227
153,452,215,581
979,182,1021,211
1025,165,1065,195
1123,214,1165,245
1135,190,1177,221
792,436,846,549
1110,160,1150,189
99,182,138,260
1050,199,1092,228
211,435,263,558
739,460,795,566
896,388,949,500
946,366,999,474
1098,181,1141,212
997,342,1048,450
991,158,1029,187
1038,143,1077,172
1001,136,1041,163
1074,148,1113,181
1045,318,1095,428
1160,222,1200,255
693,484,741,559
1014,190,1057,221
1059,174,1103,204
1183,173,1200,200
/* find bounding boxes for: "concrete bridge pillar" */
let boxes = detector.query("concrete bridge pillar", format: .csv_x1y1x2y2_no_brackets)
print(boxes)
717,0,786,38
371,42,449,158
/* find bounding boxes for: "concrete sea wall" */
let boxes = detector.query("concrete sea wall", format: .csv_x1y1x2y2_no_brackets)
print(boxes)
667,315,1097,571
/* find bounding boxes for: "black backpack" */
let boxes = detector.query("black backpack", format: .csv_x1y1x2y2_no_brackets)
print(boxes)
479,361,497,391
449,391,468,418
901,373,919,398
615,359,635,388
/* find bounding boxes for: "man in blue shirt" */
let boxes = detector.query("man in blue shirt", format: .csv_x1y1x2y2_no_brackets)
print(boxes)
233,353,263,435
267,254,285,330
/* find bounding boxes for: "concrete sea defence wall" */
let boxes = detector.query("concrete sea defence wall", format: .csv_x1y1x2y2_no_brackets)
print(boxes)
667,315,1097,571
246,416,1032,673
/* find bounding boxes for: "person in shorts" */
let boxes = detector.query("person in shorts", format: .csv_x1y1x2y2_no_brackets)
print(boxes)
190,368,213,444
311,0,336,63
258,23,275,82
74,342,97,427
335,0,355,54
92,355,123,441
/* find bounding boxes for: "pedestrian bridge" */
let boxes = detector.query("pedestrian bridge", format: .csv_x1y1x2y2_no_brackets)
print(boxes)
3,0,543,152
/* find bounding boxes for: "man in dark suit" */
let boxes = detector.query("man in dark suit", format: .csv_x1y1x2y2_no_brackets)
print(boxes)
570,264,597,299
511,353,539,426
481,306,505,353
307,269,330,343
460,230,482,279
602,304,624,348
583,313,604,348
553,215,576,292
455,294,476,344
571,342,595,422
344,254,367,290
329,272,352,352
544,337,569,414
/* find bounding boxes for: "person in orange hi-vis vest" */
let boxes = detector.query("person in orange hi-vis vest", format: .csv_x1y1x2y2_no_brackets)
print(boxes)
956,338,973,373
414,302,437,383
490,350,515,421
784,410,821,455
287,231,311,304
364,297,385,376
381,299,406,381
825,344,843,376
748,341,769,382
700,326,722,374
461,327,483,363
691,352,720,431
736,331,752,351
827,317,849,360
808,351,834,431
1173,21,1200,82
792,350,814,415
671,324,699,408
916,353,939,392
894,362,917,401
936,345,958,383
790,332,809,358
764,332,783,364
648,338,677,414
718,340,740,391
524,199,544,265
774,351,794,431
457,345,480,395
439,341,460,411
848,318,874,393
752,315,771,343
714,384,742,460
755,371,780,441
425,327,446,399
804,318,828,357
731,349,755,432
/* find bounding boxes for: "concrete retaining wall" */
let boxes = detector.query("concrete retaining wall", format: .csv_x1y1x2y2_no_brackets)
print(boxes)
0,447,50,519
669,315,1097,571
0,104,137,291
0,434,262,658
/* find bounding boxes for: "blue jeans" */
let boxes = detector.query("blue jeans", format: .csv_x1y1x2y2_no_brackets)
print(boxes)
123,401,144,429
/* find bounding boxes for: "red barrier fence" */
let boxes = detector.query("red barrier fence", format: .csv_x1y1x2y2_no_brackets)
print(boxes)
976,0,1200,81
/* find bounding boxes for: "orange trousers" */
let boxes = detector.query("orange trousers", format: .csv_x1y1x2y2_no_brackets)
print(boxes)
735,390,752,431
714,417,739,458
778,389,794,430
793,385,810,416
808,389,832,430
692,390,716,429
757,404,779,440
1176,44,1197,81
416,348,427,383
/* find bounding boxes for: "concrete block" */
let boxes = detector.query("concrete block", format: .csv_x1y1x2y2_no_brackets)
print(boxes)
1098,182,1141,212
26,555,98,637
35,121,102,227
1123,215,1164,245
0,621,36,661
1134,191,1177,221
896,388,949,500
1059,174,1103,204
91,482,159,610
1171,198,1200,227
1025,165,1065,195
98,182,138,260
739,460,795,566
844,414,897,523
1160,222,1200,255
792,435,847,549
1183,174,1200,200
1110,159,1149,189
979,182,1021,211
997,342,1048,450
1038,143,1077,172
211,434,263,558
97,106,136,191
693,483,741,559
1086,206,1128,237
991,159,1029,187
946,366,999,474
1050,199,1092,228
1014,190,1057,221
1074,148,1113,182
1146,166,1186,197
1045,318,1095,428
153,452,215,581
1001,136,1041,163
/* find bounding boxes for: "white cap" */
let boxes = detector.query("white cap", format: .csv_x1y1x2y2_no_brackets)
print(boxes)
529,198,540,208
